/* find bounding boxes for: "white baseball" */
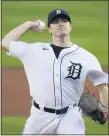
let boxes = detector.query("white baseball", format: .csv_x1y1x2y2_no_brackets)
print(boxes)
34,20,45,32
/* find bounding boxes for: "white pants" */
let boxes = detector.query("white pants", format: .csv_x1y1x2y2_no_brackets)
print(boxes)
22,105,85,135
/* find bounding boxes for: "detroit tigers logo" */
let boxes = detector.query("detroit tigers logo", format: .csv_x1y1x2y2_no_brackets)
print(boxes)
65,61,82,80
56,9,61,14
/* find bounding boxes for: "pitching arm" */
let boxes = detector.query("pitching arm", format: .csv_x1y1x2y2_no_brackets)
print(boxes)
1,21,39,51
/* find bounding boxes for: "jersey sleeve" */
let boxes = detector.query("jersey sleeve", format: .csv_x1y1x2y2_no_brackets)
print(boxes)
6,41,31,59
86,55,108,86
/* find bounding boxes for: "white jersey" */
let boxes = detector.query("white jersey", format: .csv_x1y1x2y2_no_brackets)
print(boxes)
7,41,108,109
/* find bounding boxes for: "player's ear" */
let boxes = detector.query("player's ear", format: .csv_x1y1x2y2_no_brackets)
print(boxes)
70,23,72,31
48,27,52,34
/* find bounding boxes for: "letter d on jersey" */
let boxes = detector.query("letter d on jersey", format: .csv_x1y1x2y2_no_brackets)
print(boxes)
65,61,82,80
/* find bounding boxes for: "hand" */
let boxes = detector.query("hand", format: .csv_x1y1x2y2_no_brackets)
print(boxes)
22,20,40,31
30,20,45,32
29,20,40,31
30,20,40,28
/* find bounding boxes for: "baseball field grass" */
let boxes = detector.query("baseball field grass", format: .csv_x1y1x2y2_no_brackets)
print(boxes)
2,116,108,135
2,1,108,67
2,1,108,135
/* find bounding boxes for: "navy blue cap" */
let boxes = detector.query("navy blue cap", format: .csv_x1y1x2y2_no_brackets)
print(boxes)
48,9,71,26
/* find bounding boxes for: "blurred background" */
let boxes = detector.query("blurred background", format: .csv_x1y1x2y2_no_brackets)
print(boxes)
1,1,108,135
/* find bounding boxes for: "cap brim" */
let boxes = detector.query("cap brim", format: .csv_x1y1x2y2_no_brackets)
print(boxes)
48,14,71,26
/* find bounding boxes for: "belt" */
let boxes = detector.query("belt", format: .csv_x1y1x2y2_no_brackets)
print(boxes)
33,101,69,115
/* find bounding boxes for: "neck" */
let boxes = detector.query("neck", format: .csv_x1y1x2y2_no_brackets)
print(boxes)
52,35,72,47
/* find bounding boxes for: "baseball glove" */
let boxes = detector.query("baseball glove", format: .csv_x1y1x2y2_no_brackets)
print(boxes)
78,92,108,125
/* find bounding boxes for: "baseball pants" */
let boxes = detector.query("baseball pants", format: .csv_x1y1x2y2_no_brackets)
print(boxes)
22,104,85,135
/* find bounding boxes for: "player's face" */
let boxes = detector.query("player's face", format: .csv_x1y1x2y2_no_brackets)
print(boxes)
48,17,72,37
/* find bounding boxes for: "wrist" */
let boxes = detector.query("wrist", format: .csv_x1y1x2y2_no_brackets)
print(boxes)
22,21,33,31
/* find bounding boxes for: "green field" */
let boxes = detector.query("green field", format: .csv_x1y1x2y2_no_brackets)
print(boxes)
2,116,108,135
1,1,108,135
2,1,108,67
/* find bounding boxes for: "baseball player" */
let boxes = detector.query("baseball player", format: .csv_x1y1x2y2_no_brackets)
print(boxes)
1,9,108,135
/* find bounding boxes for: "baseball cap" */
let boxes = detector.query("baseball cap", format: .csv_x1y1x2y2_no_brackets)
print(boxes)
47,9,71,26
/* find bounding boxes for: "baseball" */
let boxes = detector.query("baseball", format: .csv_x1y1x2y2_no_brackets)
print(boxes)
34,20,45,32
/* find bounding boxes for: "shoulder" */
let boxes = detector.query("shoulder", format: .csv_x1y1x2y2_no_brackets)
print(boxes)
26,42,50,47
12,41,50,46
75,43,97,60
9,41,51,53
12,41,50,49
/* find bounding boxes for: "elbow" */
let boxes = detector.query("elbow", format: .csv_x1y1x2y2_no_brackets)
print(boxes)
1,39,9,51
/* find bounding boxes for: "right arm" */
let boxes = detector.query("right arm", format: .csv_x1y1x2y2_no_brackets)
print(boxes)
1,21,39,51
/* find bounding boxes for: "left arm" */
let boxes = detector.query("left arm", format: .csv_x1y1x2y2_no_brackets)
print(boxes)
84,79,108,109
80,82,108,124
96,84,108,109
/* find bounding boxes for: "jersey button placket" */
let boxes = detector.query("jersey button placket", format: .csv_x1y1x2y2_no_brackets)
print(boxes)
56,73,59,77
54,60,61,107
55,73,60,89
54,62,60,89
